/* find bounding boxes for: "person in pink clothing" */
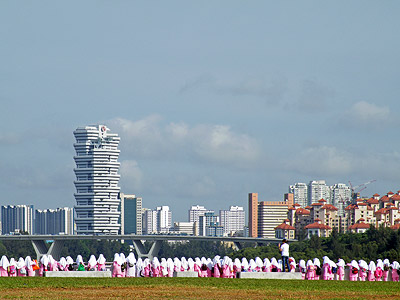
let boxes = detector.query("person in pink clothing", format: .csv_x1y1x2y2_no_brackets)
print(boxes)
221,256,231,278
298,260,306,280
58,257,67,271
270,258,279,272
173,257,182,274
112,253,123,278
321,256,332,280
39,255,49,277
306,260,314,280
391,261,399,282
349,260,359,281
206,258,213,277
16,257,27,277
160,258,168,277
383,259,390,281
97,254,106,271
0,256,9,277
232,258,241,278
87,255,97,271
358,260,368,281
241,258,250,272
289,258,296,273
166,258,174,277
193,258,201,276
255,257,263,272
336,259,345,281
136,258,144,277
313,258,321,280
65,256,74,271
25,256,36,277
375,259,383,281
367,261,376,281
213,256,222,278
142,258,151,277
263,258,271,272
8,258,17,277
151,257,160,277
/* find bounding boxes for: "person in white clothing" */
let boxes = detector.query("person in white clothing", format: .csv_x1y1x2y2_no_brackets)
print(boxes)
278,239,290,272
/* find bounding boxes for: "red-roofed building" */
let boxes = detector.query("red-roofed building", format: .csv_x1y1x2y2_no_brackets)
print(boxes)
348,219,370,233
274,219,295,239
304,219,332,238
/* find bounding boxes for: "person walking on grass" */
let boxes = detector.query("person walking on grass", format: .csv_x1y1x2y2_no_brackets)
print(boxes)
278,239,290,272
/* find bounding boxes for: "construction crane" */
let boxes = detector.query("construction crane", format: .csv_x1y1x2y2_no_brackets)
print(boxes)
348,179,376,201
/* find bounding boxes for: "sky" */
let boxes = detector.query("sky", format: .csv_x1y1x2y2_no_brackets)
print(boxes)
1,1,400,221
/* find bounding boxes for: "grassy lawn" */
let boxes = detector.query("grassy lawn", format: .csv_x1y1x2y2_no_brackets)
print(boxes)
0,277,398,299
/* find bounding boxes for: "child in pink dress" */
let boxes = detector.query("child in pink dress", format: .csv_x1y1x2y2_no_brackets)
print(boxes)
336,259,345,281
367,261,376,281
391,261,399,282
349,260,359,281
375,259,383,281
306,260,314,280
383,259,390,281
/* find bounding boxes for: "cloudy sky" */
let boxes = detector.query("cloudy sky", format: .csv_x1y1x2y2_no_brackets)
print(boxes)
1,1,399,221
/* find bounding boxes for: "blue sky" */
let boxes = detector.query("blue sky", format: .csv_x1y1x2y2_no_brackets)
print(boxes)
1,1,399,221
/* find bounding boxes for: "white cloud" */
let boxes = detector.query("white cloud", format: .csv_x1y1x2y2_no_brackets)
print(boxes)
351,101,390,123
288,146,353,176
119,160,143,191
108,116,261,169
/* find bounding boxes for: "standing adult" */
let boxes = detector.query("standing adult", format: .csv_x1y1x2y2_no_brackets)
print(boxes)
278,239,290,272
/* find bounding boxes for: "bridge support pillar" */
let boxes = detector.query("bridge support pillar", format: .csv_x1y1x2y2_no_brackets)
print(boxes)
233,242,242,251
31,240,64,261
132,240,162,260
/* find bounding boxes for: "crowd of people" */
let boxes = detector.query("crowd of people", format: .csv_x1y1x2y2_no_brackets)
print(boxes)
0,253,398,281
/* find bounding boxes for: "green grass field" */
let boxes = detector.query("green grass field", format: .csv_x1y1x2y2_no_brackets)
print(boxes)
0,277,398,299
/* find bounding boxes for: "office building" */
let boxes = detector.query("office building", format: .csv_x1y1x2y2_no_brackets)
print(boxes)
73,125,121,234
1,205,34,235
188,205,214,236
198,212,219,236
119,193,142,235
142,206,172,234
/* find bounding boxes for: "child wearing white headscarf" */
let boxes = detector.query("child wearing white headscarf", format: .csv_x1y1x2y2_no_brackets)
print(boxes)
367,261,376,281
375,259,383,281
306,260,314,280
8,258,17,277
358,260,368,281
391,261,399,282
299,260,306,280
336,259,345,281
25,256,36,277
383,259,390,281
126,253,136,277
349,260,359,281
58,257,67,271
112,253,122,277
17,257,27,277
97,254,106,271
263,258,271,272
87,255,97,271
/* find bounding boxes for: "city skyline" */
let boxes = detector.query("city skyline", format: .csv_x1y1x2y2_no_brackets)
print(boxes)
1,2,400,221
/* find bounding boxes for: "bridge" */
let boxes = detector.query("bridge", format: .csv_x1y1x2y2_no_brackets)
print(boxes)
0,235,294,260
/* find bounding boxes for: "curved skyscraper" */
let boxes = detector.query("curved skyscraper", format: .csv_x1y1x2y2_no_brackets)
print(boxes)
73,125,121,234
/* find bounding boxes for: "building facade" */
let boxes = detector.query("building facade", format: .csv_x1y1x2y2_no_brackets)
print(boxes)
119,193,142,235
219,206,245,236
1,205,34,235
35,207,74,235
73,125,121,234
289,183,308,208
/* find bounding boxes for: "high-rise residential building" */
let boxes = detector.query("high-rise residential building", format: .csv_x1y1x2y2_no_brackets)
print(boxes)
142,208,157,234
1,205,34,235
73,125,121,235
157,206,172,233
248,193,258,237
289,183,308,207
35,207,74,235
331,183,352,216
119,193,142,235
248,193,293,239
142,206,172,234
219,206,245,236
308,180,331,205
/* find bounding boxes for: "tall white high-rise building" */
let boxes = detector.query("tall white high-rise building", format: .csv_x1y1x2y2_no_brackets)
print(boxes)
73,125,121,234
331,183,352,216
157,206,172,233
188,205,214,236
308,180,331,205
219,206,245,236
1,205,34,235
289,183,308,207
